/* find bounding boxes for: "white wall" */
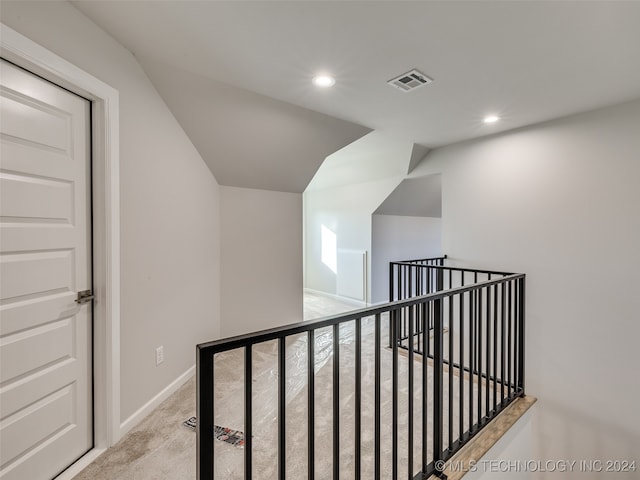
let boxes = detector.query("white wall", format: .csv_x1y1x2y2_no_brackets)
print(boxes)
370,215,442,303
412,100,640,477
1,1,221,424
220,186,302,336
304,177,402,302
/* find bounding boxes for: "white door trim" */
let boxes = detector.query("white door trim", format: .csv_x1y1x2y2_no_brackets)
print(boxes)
0,22,122,471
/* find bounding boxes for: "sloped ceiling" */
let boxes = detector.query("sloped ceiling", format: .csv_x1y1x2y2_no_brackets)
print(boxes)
139,57,370,192
74,1,640,148
71,1,640,193
407,144,430,175
304,131,414,192
374,175,442,218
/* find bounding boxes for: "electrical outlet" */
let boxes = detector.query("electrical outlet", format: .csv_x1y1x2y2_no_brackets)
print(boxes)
156,345,164,366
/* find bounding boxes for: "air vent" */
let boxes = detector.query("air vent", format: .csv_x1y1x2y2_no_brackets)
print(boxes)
387,69,433,92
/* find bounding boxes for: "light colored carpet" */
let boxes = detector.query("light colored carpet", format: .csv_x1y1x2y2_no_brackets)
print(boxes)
303,290,362,320
73,376,197,480
209,315,481,480
71,293,358,479
73,294,487,479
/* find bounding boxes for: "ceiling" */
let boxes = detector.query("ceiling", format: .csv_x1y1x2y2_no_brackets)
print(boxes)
72,1,640,191
305,130,415,192
139,56,370,192
374,175,442,218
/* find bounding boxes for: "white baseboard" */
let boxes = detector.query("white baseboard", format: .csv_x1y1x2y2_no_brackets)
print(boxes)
304,288,368,308
55,447,107,480
59,366,195,478
118,365,195,438
368,300,387,307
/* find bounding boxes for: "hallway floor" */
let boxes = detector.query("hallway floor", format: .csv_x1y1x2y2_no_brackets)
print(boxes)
72,292,360,480
73,293,483,479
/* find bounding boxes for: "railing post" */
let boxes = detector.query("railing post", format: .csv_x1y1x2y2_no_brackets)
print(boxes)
433,297,446,478
436,266,444,292
388,263,395,348
197,345,214,480
517,276,526,396
389,262,395,303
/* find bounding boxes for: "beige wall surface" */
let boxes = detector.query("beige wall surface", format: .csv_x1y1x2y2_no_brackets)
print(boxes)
304,177,402,302
371,214,442,304
412,100,640,477
1,1,222,423
220,186,303,337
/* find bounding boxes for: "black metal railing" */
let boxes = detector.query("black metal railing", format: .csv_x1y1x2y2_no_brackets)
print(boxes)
388,256,447,349
197,258,525,479
389,257,515,352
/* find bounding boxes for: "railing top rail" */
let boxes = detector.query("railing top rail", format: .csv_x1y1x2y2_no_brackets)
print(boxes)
397,255,447,263
197,272,525,354
391,261,516,277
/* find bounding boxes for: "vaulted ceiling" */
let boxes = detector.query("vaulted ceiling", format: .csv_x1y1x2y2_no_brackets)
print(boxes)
138,56,370,192
73,1,640,192
305,131,418,192
374,175,442,218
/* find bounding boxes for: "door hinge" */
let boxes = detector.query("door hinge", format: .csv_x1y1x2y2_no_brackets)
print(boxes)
76,290,94,304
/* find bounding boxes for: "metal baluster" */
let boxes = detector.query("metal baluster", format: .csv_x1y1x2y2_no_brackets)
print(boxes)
278,338,286,480
355,319,362,479
500,282,506,407
493,284,498,413
485,286,491,420
408,306,414,479
477,285,483,426
448,294,454,450
422,301,428,474
374,314,381,480
433,295,445,477
392,309,399,480
459,291,465,442
507,281,512,399
245,346,252,480
308,330,315,480
333,325,340,480
468,289,475,433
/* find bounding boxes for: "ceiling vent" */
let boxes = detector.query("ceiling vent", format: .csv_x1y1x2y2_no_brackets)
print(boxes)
387,69,433,92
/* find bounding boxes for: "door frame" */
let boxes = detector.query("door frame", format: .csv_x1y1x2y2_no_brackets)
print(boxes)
1,23,122,475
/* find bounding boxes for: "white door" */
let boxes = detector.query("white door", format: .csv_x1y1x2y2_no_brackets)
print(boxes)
0,59,93,480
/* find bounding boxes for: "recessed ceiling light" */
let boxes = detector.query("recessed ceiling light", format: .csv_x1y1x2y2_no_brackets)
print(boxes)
312,75,335,88
484,115,500,124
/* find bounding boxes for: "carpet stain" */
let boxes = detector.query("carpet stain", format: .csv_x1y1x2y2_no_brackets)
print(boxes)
73,377,197,480
118,430,155,462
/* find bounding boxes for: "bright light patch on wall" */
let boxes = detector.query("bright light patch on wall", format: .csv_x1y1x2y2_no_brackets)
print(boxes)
484,115,500,124
312,75,335,88
321,225,337,274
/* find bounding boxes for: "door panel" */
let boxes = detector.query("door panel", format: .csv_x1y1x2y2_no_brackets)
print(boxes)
0,172,74,222
0,250,74,300
0,385,76,468
0,59,93,480
0,316,74,383
0,90,69,152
